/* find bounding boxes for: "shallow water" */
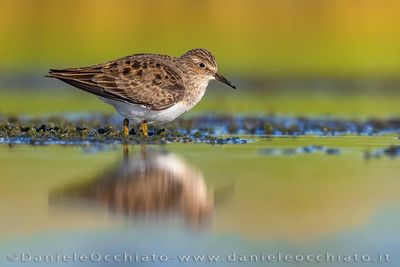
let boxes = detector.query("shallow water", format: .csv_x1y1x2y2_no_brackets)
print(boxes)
1,136,400,266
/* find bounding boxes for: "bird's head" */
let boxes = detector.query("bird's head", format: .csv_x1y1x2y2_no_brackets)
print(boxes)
179,48,236,89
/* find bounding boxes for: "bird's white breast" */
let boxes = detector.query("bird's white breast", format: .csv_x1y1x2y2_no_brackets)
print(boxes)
100,97,187,125
99,79,210,125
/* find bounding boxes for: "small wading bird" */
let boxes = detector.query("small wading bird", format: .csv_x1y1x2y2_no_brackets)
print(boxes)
47,48,236,137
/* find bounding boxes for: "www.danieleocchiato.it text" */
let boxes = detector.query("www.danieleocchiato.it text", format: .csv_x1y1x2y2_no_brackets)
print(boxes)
6,252,390,264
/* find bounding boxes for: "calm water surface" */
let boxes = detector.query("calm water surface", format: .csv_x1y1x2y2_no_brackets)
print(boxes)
1,136,399,266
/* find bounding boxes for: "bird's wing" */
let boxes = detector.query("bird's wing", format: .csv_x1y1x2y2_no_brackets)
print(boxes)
48,55,187,111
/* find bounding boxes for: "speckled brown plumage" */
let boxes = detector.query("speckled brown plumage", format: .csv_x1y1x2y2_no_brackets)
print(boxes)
48,54,188,111
48,48,236,124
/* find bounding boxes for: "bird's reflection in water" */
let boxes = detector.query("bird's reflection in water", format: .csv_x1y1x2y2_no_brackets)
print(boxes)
50,145,232,227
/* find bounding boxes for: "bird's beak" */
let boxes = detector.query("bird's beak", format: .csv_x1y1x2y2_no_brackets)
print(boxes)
214,73,236,89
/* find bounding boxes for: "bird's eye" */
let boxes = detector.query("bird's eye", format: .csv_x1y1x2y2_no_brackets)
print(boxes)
198,63,206,68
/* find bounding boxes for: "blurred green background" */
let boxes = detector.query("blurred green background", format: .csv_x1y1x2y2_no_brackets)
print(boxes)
0,0,399,117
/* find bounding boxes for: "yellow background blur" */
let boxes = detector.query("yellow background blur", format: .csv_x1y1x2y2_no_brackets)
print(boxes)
1,0,400,76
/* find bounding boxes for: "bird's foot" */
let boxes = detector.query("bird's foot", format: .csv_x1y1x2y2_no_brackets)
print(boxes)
139,120,148,137
123,118,129,136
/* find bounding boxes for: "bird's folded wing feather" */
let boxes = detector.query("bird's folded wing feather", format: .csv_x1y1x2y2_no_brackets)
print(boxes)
48,55,187,111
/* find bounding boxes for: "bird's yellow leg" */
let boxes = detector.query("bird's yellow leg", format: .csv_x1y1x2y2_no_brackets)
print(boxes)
139,120,148,137
123,118,129,136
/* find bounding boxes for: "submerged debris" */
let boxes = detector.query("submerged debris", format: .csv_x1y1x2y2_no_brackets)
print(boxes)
0,115,250,146
181,115,400,136
1,113,399,146
258,145,341,156
365,145,400,159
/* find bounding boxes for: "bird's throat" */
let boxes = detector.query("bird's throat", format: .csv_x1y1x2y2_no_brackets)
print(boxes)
184,79,210,110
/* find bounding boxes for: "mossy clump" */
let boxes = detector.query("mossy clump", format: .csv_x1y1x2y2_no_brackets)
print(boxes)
0,115,249,146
